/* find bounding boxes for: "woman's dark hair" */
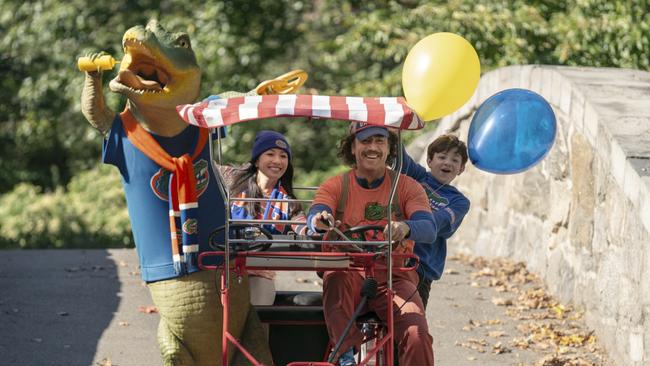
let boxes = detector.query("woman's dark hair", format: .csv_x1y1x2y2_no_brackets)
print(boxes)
337,131,398,167
226,159,298,216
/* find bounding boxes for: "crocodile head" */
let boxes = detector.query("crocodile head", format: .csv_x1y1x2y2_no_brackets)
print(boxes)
109,20,201,110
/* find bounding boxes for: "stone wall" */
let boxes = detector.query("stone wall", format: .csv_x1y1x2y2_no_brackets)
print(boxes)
407,65,650,366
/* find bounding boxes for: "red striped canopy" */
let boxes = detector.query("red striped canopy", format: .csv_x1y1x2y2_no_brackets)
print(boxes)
176,95,424,130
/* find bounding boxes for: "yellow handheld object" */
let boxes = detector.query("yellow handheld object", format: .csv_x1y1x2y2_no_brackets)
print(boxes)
256,70,308,95
77,55,119,72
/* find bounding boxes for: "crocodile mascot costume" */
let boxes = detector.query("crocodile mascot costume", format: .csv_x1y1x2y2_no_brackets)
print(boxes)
81,20,276,365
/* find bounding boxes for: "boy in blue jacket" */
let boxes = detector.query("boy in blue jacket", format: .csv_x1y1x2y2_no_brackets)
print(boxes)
402,134,470,307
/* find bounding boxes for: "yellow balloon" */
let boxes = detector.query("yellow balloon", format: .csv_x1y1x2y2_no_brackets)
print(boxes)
402,33,480,121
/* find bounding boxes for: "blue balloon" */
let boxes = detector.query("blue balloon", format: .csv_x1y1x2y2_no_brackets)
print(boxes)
468,88,556,174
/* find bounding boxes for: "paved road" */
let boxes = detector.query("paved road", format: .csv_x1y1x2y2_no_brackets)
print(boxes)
0,249,609,366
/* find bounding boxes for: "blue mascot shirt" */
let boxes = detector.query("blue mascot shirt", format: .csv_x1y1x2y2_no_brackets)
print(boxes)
103,115,226,282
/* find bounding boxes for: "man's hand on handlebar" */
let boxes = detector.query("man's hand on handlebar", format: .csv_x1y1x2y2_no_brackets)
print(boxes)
312,211,337,231
383,221,410,242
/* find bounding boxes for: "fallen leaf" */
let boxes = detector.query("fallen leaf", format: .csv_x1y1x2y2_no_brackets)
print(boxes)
138,306,158,314
469,338,487,345
455,338,488,353
491,297,513,306
448,254,461,261
495,285,508,292
492,342,511,354
552,305,565,318
472,267,495,278
97,358,112,366
487,330,506,338
489,278,503,287
511,337,530,349
558,333,592,347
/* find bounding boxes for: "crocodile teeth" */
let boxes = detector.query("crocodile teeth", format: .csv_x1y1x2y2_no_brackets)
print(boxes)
128,86,163,95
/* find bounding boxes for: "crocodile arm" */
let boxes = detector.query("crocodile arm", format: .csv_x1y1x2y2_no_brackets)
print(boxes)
81,71,115,135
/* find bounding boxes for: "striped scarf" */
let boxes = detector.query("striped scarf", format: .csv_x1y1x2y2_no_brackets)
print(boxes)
121,110,208,275
231,183,292,234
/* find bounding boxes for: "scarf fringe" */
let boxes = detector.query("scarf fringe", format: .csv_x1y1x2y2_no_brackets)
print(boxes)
183,252,197,268
173,259,187,275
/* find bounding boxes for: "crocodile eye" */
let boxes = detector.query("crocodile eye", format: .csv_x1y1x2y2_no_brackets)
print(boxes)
176,36,191,49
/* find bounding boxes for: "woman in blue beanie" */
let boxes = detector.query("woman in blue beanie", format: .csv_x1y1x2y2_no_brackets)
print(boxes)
223,130,307,306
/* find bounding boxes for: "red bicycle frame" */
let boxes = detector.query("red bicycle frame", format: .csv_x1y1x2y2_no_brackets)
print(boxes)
199,250,419,366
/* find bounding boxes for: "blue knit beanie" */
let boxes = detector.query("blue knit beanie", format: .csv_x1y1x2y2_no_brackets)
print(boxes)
251,130,292,162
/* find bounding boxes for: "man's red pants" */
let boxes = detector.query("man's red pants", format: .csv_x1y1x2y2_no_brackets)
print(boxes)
323,270,434,365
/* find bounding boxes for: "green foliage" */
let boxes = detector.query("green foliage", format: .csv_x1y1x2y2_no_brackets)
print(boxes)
550,0,650,69
0,165,132,249
0,0,648,247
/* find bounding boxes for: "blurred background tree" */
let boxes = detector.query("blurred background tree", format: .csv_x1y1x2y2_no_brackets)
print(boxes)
0,0,647,248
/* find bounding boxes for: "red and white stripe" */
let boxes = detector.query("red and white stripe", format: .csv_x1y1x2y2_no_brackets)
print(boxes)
177,95,424,130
